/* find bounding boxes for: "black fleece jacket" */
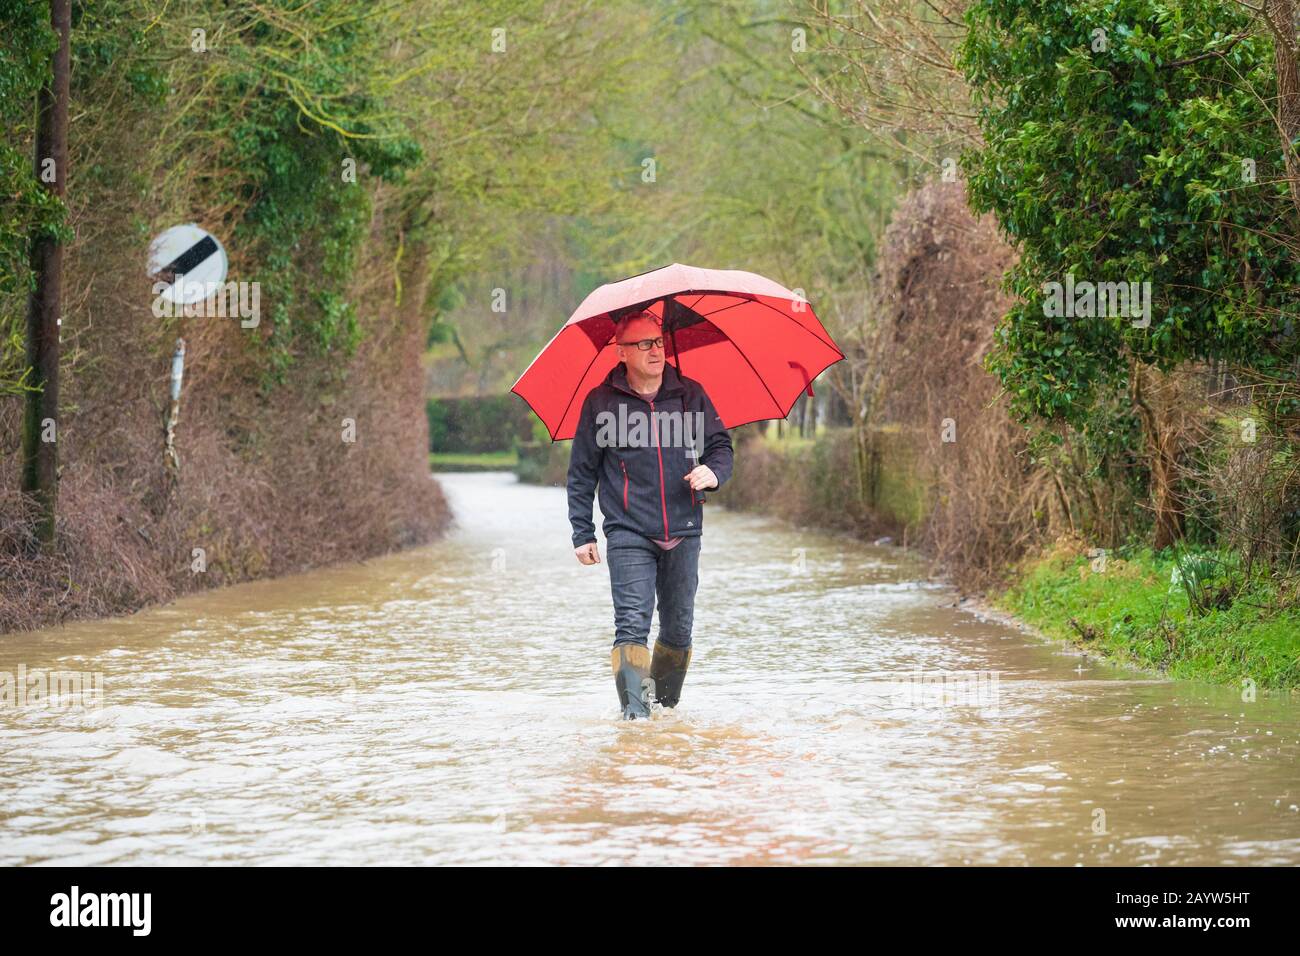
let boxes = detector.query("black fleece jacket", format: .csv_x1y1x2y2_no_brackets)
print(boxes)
567,361,734,547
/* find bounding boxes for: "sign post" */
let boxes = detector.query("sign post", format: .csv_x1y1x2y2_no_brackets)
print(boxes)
21,0,71,550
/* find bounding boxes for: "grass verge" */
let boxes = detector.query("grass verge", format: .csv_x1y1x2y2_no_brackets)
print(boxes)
430,451,519,471
999,542,1300,690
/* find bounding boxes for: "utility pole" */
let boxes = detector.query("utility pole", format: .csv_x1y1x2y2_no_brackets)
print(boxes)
22,0,70,549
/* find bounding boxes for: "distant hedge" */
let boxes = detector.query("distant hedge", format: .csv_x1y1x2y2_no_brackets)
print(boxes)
427,395,535,453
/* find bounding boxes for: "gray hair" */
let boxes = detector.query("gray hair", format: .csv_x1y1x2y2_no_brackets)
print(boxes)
613,310,661,344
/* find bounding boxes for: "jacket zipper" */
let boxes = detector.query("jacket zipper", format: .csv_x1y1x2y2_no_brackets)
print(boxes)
620,459,628,510
682,394,697,507
648,398,670,539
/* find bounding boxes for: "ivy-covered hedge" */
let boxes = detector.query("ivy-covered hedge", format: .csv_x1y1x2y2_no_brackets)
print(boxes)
960,0,1300,427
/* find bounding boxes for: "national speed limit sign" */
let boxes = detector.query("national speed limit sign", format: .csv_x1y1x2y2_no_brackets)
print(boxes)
148,224,227,306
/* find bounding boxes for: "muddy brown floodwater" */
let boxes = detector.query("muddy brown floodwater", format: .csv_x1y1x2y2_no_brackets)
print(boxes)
1,471,1297,865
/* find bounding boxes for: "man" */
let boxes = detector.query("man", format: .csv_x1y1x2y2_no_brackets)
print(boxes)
567,310,734,719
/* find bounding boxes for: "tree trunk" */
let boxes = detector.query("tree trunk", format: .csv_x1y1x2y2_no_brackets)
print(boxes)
1265,0,1300,223
21,0,70,550
801,388,815,436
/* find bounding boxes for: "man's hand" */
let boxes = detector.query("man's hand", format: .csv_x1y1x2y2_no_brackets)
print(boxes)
684,464,718,491
575,542,601,565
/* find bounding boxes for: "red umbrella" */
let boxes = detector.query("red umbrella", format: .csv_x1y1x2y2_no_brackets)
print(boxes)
511,262,844,441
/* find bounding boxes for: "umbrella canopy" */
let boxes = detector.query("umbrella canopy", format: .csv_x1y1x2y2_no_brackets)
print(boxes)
511,262,844,441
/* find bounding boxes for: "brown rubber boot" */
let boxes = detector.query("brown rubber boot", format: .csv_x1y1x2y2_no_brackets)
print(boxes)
650,641,692,708
611,644,654,719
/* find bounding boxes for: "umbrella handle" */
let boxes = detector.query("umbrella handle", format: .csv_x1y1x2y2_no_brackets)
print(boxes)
689,452,707,504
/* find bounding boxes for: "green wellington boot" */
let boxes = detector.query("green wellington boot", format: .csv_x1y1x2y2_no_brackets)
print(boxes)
650,641,692,709
611,644,654,720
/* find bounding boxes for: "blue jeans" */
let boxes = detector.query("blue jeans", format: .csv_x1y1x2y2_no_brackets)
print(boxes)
606,529,702,650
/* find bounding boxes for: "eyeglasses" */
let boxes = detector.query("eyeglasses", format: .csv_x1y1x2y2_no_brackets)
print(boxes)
617,336,665,351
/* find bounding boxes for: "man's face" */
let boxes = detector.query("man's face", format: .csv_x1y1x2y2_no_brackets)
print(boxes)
616,317,665,377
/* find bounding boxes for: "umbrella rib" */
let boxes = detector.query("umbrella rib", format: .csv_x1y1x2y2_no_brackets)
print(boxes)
553,326,614,442
509,384,555,444
721,332,786,421
669,296,744,368
674,292,829,419
669,296,742,360
695,297,750,319
745,296,844,356
692,294,844,362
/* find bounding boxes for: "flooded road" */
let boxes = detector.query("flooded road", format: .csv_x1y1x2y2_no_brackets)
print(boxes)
1,471,1297,865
